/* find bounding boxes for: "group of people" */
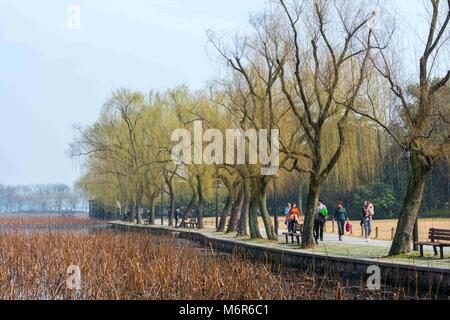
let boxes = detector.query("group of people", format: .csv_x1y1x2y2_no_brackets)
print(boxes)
172,199,375,243
284,203,301,233
284,199,375,244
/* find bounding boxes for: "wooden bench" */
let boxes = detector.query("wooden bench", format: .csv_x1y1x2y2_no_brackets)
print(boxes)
282,223,303,245
414,228,450,259
182,220,199,229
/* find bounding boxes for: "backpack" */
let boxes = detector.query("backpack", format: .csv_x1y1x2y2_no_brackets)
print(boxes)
321,207,328,218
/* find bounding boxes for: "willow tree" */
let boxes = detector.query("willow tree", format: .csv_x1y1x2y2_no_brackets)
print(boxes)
73,132,131,219
226,178,245,234
71,89,167,224
256,0,385,247
75,162,123,219
140,95,168,225
168,87,219,229
208,23,288,240
348,0,450,255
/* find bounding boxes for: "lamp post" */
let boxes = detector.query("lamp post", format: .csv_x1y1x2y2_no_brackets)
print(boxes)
213,180,222,230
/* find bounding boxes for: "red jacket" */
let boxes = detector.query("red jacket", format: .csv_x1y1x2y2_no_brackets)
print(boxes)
288,208,301,222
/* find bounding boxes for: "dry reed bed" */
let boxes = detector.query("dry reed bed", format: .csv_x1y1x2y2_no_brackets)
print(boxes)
0,229,391,300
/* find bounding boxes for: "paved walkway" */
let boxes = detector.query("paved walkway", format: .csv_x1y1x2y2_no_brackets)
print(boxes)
301,230,392,247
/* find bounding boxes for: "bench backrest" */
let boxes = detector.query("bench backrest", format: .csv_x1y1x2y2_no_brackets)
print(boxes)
429,228,450,242
294,223,303,233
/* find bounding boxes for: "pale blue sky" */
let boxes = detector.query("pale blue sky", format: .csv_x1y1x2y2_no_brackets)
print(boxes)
0,0,439,185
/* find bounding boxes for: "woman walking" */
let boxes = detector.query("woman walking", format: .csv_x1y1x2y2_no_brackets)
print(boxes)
334,201,349,241
362,200,375,242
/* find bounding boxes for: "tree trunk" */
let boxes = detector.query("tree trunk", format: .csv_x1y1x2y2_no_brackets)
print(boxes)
226,184,244,233
164,176,175,227
237,180,250,237
168,191,175,227
257,178,277,240
302,176,321,248
129,202,135,223
148,194,156,225
217,189,233,233
196,174,204,229
185,194,196,220
389,152,431,255
185,179,197,219
248,189,262,239
135,199,142,225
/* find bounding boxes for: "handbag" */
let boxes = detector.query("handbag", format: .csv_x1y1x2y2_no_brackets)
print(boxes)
345,222,351,233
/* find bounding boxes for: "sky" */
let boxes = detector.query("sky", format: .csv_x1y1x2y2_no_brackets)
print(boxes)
0,0,438,186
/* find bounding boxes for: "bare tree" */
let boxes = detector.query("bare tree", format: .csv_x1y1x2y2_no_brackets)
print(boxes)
271,0,383,247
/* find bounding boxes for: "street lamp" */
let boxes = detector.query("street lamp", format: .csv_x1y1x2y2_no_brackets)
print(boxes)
213,179,222,230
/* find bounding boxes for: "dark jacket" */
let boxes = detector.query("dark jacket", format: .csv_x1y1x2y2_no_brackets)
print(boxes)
334,207,348,221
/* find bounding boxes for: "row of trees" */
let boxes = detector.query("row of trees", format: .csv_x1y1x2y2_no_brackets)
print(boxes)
0,184,87,213
72,0,449,256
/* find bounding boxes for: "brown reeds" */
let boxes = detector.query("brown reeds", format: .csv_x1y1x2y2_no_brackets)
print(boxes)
0,216,432,300
0,226,394,300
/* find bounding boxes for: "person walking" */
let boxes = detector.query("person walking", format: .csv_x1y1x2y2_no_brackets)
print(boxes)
314,200,328,244
175,208,182,228
362,200,375,242
334,201,349,241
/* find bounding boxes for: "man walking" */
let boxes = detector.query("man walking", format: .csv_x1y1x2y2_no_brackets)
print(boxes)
175,207,182,228
314,199,327,244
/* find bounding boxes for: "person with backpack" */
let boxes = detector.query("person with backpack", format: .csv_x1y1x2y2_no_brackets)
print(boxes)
334,201,349,241
314,200,328,244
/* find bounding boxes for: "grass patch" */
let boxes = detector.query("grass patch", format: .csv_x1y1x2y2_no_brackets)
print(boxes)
421,209,450,218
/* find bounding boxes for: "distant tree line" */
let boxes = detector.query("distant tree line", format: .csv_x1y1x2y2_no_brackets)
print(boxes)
0,184,88,213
